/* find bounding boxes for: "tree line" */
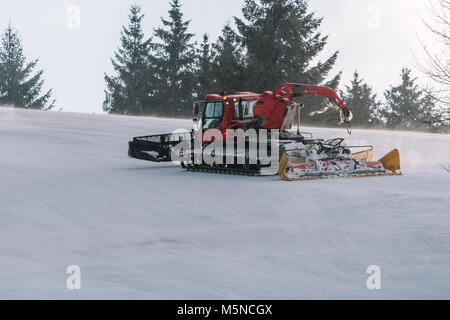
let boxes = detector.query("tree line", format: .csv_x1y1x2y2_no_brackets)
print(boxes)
0,0,448,132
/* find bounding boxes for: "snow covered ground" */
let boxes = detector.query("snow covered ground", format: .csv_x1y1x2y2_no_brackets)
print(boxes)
1,107,449,299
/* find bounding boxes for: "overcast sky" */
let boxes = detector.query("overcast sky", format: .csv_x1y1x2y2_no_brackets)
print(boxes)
0,0,437,113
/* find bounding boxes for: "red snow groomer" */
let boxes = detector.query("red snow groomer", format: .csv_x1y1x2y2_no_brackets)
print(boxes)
128,83,401,180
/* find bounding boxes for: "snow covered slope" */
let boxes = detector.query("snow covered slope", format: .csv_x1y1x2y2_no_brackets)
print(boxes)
1,107,449,299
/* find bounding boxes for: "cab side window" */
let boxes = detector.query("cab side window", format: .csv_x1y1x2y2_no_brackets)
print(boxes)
235,100,257,118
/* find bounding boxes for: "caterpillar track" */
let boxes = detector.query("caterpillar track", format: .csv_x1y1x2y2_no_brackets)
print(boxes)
184,164,278,176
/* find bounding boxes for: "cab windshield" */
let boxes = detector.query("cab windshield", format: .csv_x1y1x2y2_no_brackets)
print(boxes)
202,101,224,130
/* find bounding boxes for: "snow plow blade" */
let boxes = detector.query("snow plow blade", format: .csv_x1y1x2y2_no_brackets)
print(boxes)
378,149,401,172
278,148,401,181
128,132,192,162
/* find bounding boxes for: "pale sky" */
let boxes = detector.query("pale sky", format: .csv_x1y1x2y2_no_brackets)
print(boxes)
0,0,437,113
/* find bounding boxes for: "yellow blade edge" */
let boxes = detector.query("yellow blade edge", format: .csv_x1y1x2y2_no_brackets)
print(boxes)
278,152,293,181
378,149,401,173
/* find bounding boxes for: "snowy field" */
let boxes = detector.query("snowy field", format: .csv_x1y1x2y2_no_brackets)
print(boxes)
1,107,449,300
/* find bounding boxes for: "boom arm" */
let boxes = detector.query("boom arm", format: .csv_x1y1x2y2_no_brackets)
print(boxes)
273,83,352,123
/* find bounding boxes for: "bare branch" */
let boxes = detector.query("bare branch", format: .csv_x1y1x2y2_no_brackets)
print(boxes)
415,0,450,107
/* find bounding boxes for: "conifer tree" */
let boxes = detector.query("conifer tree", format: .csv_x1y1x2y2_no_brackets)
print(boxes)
382,68,438,130
154,0,196,116
103,5,155,115
234,0,341,125
343,71,381,127
195,34,215,99
211,24,246,94
0,23,54,109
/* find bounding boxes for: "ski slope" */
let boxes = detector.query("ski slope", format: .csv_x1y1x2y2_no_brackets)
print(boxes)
1,107,449,299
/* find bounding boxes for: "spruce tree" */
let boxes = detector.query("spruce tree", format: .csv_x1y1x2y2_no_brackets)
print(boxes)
154,0,196,116
195,34,215,99
382,68,437,130
343,71,381,127
234,0,341,125
103,5,155,115
211,24,246,94
0,23,54,109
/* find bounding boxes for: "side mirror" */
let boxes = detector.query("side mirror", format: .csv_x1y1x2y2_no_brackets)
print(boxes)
238,99,244,120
